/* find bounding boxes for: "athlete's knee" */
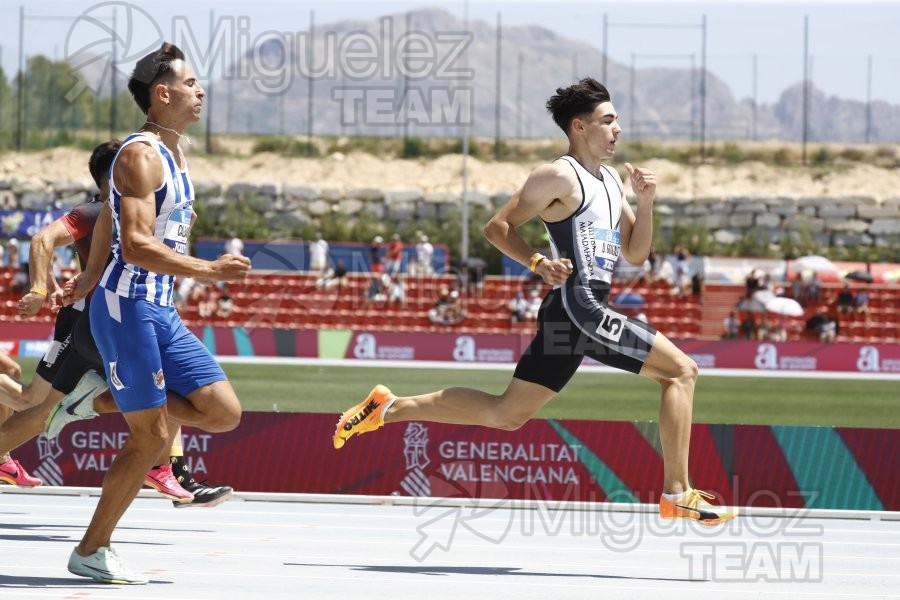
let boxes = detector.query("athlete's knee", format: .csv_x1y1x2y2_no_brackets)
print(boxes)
128,423,171,454
662,356,698,390
490,399,538,431
495,411,534,431
204,402,241,433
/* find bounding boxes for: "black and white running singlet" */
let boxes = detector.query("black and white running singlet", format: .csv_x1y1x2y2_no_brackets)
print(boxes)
513,155,658,391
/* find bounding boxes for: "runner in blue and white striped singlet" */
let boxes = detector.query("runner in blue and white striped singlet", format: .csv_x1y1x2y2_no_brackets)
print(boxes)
100,132,193,307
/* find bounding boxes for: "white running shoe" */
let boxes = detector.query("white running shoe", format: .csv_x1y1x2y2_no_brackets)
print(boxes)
67,546,149,585
44,370,106,439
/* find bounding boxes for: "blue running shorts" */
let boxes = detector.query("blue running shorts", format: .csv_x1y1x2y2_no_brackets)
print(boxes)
90,289,226,413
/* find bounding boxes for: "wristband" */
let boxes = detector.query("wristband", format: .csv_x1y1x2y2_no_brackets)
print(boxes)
29,286,48,296
529,253,547,273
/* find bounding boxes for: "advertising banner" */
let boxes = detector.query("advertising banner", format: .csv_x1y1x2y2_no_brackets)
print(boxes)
11,413,898,511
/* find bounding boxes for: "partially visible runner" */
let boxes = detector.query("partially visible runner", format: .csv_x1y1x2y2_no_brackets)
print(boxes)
333,78,736,527
61,42,249,585
0,141,231,506
0,143,120,487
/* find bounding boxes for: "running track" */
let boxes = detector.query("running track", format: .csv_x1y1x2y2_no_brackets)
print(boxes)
1,487,898,599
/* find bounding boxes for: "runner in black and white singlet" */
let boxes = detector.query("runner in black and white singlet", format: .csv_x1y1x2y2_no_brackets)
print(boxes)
511,153,658,392
334,78,736,527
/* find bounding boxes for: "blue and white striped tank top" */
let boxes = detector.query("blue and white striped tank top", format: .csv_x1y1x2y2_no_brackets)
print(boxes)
99,132,194,307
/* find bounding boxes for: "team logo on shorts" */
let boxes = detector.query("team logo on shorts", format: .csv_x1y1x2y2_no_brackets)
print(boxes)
153,369,165,390
109,361,125,390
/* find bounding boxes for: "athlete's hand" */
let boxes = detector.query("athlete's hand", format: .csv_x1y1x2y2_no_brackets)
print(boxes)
535,258,573,286
211,254,251,282
63,272,94,306
17,291,45,318
0,352,22,380
48,288,64,312
624,163,656,204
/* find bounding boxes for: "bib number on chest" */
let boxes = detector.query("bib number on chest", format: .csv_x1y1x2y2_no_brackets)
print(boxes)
164,208,191,255
594,228,621,274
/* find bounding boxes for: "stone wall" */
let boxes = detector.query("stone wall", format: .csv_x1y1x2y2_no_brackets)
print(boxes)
2,178,899,248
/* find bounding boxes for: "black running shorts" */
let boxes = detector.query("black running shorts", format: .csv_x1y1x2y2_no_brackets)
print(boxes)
51,306,103,395
514,285,658,392
34,304,82,382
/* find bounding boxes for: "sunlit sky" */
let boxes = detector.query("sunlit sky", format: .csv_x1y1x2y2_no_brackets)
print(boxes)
2,0,899,104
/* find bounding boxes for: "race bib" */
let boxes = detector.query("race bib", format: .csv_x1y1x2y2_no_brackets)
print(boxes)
594,228,621,274
163,208,191,255
595,305,627,343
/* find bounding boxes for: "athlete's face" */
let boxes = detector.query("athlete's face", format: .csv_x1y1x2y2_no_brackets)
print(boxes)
576,102,621,158
156,59,205,124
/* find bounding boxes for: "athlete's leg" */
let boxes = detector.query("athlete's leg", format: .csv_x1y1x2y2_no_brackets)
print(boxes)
637,333,699,495
0,374,24,410
0,387,63,455
385,378,557,431
336,291,582,448
160,382,240,432
77,405,170,555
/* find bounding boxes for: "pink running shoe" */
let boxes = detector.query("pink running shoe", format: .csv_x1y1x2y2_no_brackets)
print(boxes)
144,465,193,503
0,458,43,487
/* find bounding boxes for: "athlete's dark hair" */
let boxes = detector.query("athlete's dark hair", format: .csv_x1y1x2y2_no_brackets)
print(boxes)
546,78,611,134
128,42,186,114
88,139,122,188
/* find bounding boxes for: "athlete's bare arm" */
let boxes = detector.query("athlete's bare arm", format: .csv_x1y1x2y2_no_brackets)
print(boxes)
484,163,577,286
614,162,656,266
115,143,249,282
63,202,113,306
18,220,76,317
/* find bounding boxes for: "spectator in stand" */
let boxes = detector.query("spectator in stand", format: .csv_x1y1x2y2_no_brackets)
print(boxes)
317,260,348,291
674,247,691,296
805,273,821,305
309,232,329,277
770,316,789,342
790,272,807,306
11,263,29,294
365,273,385,302
652,255,676,288
691,270,704,303
818,313,837,343
369,236,385,274
174,276,195,311
524,288,542,321
641,245,660,283
508,291,527,322
198,286,218,319
384,233,404,276
854,286,871,321
7,239,20,267
224,230,244,256
429,286,463,325
722,311,739,339
745,268,764,299
756,315,772,341
413,234,434,276
739,312,757,340
836,284,854,315
383,273,406,304
216,294,234,319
